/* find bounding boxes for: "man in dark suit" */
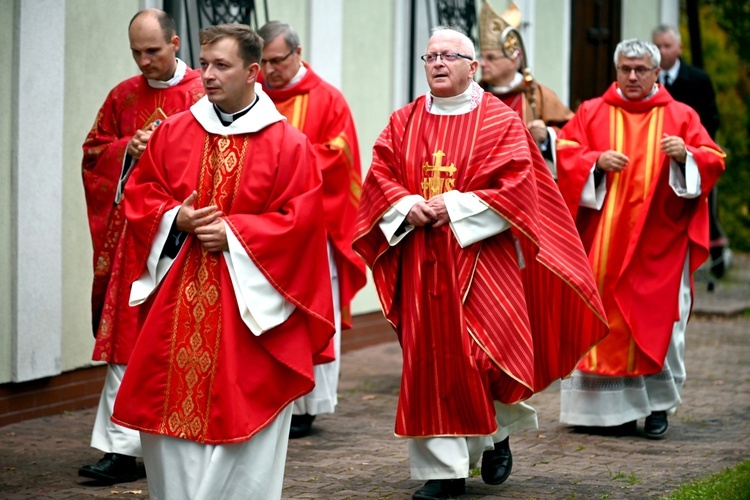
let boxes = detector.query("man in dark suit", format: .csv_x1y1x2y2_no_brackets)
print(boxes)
653,24,728,278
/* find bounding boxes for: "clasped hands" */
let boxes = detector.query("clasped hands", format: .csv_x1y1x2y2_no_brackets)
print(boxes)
406,195,449,228
596,133,687,172
175,191,228,252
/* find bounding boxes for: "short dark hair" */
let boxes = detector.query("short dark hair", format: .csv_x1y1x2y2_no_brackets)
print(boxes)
257,21,300,50
199,24,263,65
129,8,177,43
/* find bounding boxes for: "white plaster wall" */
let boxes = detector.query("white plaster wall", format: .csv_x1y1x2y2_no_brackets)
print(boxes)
532,0,571,105
342,0,397,315
0,1,15,383
622,0,661,41
60,1,141,373
13,0,66,382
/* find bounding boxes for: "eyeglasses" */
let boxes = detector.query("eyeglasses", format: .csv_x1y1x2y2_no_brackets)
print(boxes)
421,52,472,63
617,65,657,77
261,48,295,66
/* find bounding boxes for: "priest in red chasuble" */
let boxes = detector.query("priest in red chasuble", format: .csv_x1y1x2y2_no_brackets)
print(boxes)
111,24,334,499
477,0,573,177
257,20,366,439
555,39,725,440
79,8,203,484
353,28,607,500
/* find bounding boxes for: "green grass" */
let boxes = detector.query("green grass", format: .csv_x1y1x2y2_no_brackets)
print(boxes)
662,460,750,499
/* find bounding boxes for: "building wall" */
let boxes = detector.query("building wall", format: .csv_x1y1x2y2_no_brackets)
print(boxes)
61,0,142,377
0,1,15,384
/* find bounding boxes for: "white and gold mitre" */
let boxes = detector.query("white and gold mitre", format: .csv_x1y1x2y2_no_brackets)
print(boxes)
479,0,522,51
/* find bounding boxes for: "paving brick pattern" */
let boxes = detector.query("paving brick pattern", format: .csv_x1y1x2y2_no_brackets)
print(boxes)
1,255,748,499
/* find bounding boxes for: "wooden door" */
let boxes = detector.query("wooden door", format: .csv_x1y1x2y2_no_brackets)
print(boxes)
569,0,622,110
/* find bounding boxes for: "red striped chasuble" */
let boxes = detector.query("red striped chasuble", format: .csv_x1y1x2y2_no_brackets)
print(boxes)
557,83,725,377
354,93,608,437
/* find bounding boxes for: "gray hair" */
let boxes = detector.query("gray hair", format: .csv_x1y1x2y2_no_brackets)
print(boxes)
652,24,681,44
258,20,301,50
613,39,661,68
430,26,476,60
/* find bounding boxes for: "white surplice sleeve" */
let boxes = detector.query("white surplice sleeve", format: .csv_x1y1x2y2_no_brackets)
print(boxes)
129,205,181,306
668,151,701,198
442,190,511,248
580,163,607,210
378,194,424,245
223,221,295,336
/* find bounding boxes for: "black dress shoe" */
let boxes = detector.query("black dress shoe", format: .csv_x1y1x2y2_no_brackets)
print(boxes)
481,436,513,485
573,420,637,437
413,478,465,499
289,413,316,439
78,453,140,484
644,411,668,439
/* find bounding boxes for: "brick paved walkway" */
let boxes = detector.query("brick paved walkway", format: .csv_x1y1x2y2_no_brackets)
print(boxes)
1,255,749,499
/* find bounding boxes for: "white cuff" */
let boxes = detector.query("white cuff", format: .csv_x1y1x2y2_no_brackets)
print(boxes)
580,163,606,210
379,194,424,246
669,151,701,198
224,222,295,335
129,205,180,306
444,190,510,248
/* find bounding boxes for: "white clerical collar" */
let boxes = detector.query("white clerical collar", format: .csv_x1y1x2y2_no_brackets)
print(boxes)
214,98,258,125
427,81,484,116
660,58,680,85
190,83,285,135
616,84,659,101
266,64,307,90
146,58,187,89
486,71,524,94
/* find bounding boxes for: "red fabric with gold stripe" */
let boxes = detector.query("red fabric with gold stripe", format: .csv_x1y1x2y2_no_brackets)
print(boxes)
259,63,366,337
112,112,334,444
353,93,608,437
81,70,204,363
556,83,725,376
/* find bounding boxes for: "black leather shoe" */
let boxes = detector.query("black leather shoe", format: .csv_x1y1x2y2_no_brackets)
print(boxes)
78,453,140,484
644,411,668,439
289,413,316,439
412,478,465,499
481,436,513,485
573,420,637,437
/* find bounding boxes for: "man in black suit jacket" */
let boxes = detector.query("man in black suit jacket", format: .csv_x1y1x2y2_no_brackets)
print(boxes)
653,24,728,278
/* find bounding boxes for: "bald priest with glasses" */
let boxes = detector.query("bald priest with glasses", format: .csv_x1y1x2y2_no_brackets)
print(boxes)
353,26,608,500
555,39,725,440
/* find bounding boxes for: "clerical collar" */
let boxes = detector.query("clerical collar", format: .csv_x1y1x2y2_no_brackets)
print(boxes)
267,64,307,90
427,81,484,116
213,96,260,126
486,71,524,94
660,58,680,85
616,84,659,101
146,58,187,89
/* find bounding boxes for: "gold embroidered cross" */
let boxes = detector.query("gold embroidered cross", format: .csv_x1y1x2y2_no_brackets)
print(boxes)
421,150,456,199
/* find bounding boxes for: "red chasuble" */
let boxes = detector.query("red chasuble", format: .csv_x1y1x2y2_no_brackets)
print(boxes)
259,63,366,333
111,98,334,444
81,69,204,364
353,92,608,437
556,83,725,377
